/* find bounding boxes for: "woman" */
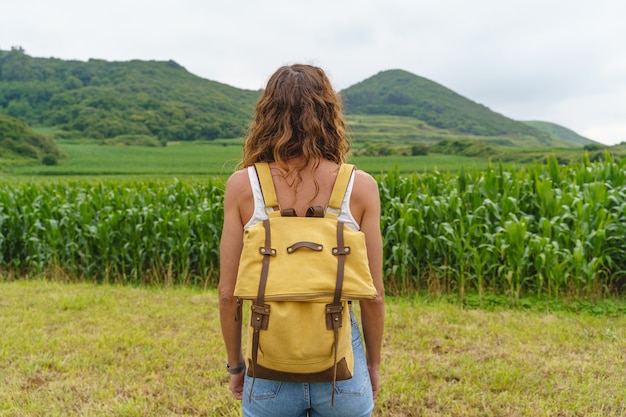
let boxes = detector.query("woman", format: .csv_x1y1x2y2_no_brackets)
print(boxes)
219,64,384,416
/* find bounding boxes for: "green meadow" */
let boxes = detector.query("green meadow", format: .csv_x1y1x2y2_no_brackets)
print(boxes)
5,141,242,179
1,281,625,417
5,139,489,179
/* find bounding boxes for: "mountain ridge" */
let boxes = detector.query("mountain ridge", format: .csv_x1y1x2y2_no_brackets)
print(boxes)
522,120,594,146
340,69,598,147
0,48,259,141
0,49,597,148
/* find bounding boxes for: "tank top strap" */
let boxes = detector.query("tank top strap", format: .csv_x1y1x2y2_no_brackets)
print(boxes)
243,165,360,231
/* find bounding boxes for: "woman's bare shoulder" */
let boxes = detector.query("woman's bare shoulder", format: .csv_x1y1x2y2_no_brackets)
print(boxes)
225,168,250,190
352,168,379,194
349,168,380,223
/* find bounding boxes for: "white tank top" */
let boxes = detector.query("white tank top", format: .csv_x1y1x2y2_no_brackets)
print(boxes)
243,165,360,231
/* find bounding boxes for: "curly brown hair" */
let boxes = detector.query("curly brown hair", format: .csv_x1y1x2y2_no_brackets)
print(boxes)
241,64,350,170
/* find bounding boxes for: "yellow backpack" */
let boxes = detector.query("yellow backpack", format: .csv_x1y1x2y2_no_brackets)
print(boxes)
234,162,378,401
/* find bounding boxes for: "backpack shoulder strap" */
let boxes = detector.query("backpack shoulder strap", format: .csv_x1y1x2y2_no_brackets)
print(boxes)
328,164,355,211
255,162,354,216
254,162,280,214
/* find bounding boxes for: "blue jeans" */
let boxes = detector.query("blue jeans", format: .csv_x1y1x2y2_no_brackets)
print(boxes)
242,311,374,417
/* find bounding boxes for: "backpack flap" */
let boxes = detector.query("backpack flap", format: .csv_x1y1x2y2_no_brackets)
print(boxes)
233,163,378,302
234,216,377,301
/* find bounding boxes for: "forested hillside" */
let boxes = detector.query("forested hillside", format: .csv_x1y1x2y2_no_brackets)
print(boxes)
341,69,583,147
0,48,259,142
1,48,597,150
0,113,62,167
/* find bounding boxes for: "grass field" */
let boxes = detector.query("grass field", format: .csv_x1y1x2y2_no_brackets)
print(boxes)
5,141,243,178
1,281,625,416
5,140,490,179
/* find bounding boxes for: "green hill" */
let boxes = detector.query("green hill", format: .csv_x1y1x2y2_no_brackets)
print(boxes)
341,69,576,148
0,48,259,142
1,49,594,152
522,120,599,147
0,113,63,167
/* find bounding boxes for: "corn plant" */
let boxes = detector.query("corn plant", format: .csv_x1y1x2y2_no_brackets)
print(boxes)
378,152,626,299
2,152,626,299
0,179,224,287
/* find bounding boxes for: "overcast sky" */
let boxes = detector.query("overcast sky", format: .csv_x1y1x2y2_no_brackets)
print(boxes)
2,0,625,145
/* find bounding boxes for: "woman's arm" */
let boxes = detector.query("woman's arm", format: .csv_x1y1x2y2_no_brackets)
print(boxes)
218,170,250,400
353,170,385,400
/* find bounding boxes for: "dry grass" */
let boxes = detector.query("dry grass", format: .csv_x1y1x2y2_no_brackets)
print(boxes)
379,298,626,416
0,281,238,417
1,281,625,416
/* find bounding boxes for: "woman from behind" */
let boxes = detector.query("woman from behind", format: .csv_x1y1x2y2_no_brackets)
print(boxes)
219,64,384,417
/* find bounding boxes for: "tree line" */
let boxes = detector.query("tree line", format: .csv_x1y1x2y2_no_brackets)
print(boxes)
0,48,259,142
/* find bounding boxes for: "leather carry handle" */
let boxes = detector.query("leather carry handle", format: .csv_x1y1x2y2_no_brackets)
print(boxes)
287,242,323,253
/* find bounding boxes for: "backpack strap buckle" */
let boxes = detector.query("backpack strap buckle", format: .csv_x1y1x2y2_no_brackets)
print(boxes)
250,303,270,330
259,246,276,256
324,303,344,331
306,206,325,218
332,246,351,255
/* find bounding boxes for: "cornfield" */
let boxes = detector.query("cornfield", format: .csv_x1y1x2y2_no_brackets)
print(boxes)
380,153,626,298
0,179,224,287
2,153,626,298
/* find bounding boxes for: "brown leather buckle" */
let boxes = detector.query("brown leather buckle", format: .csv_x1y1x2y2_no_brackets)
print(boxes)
250,303,270,330
306,206,325,218
325,303,343,331
280,208,297,217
